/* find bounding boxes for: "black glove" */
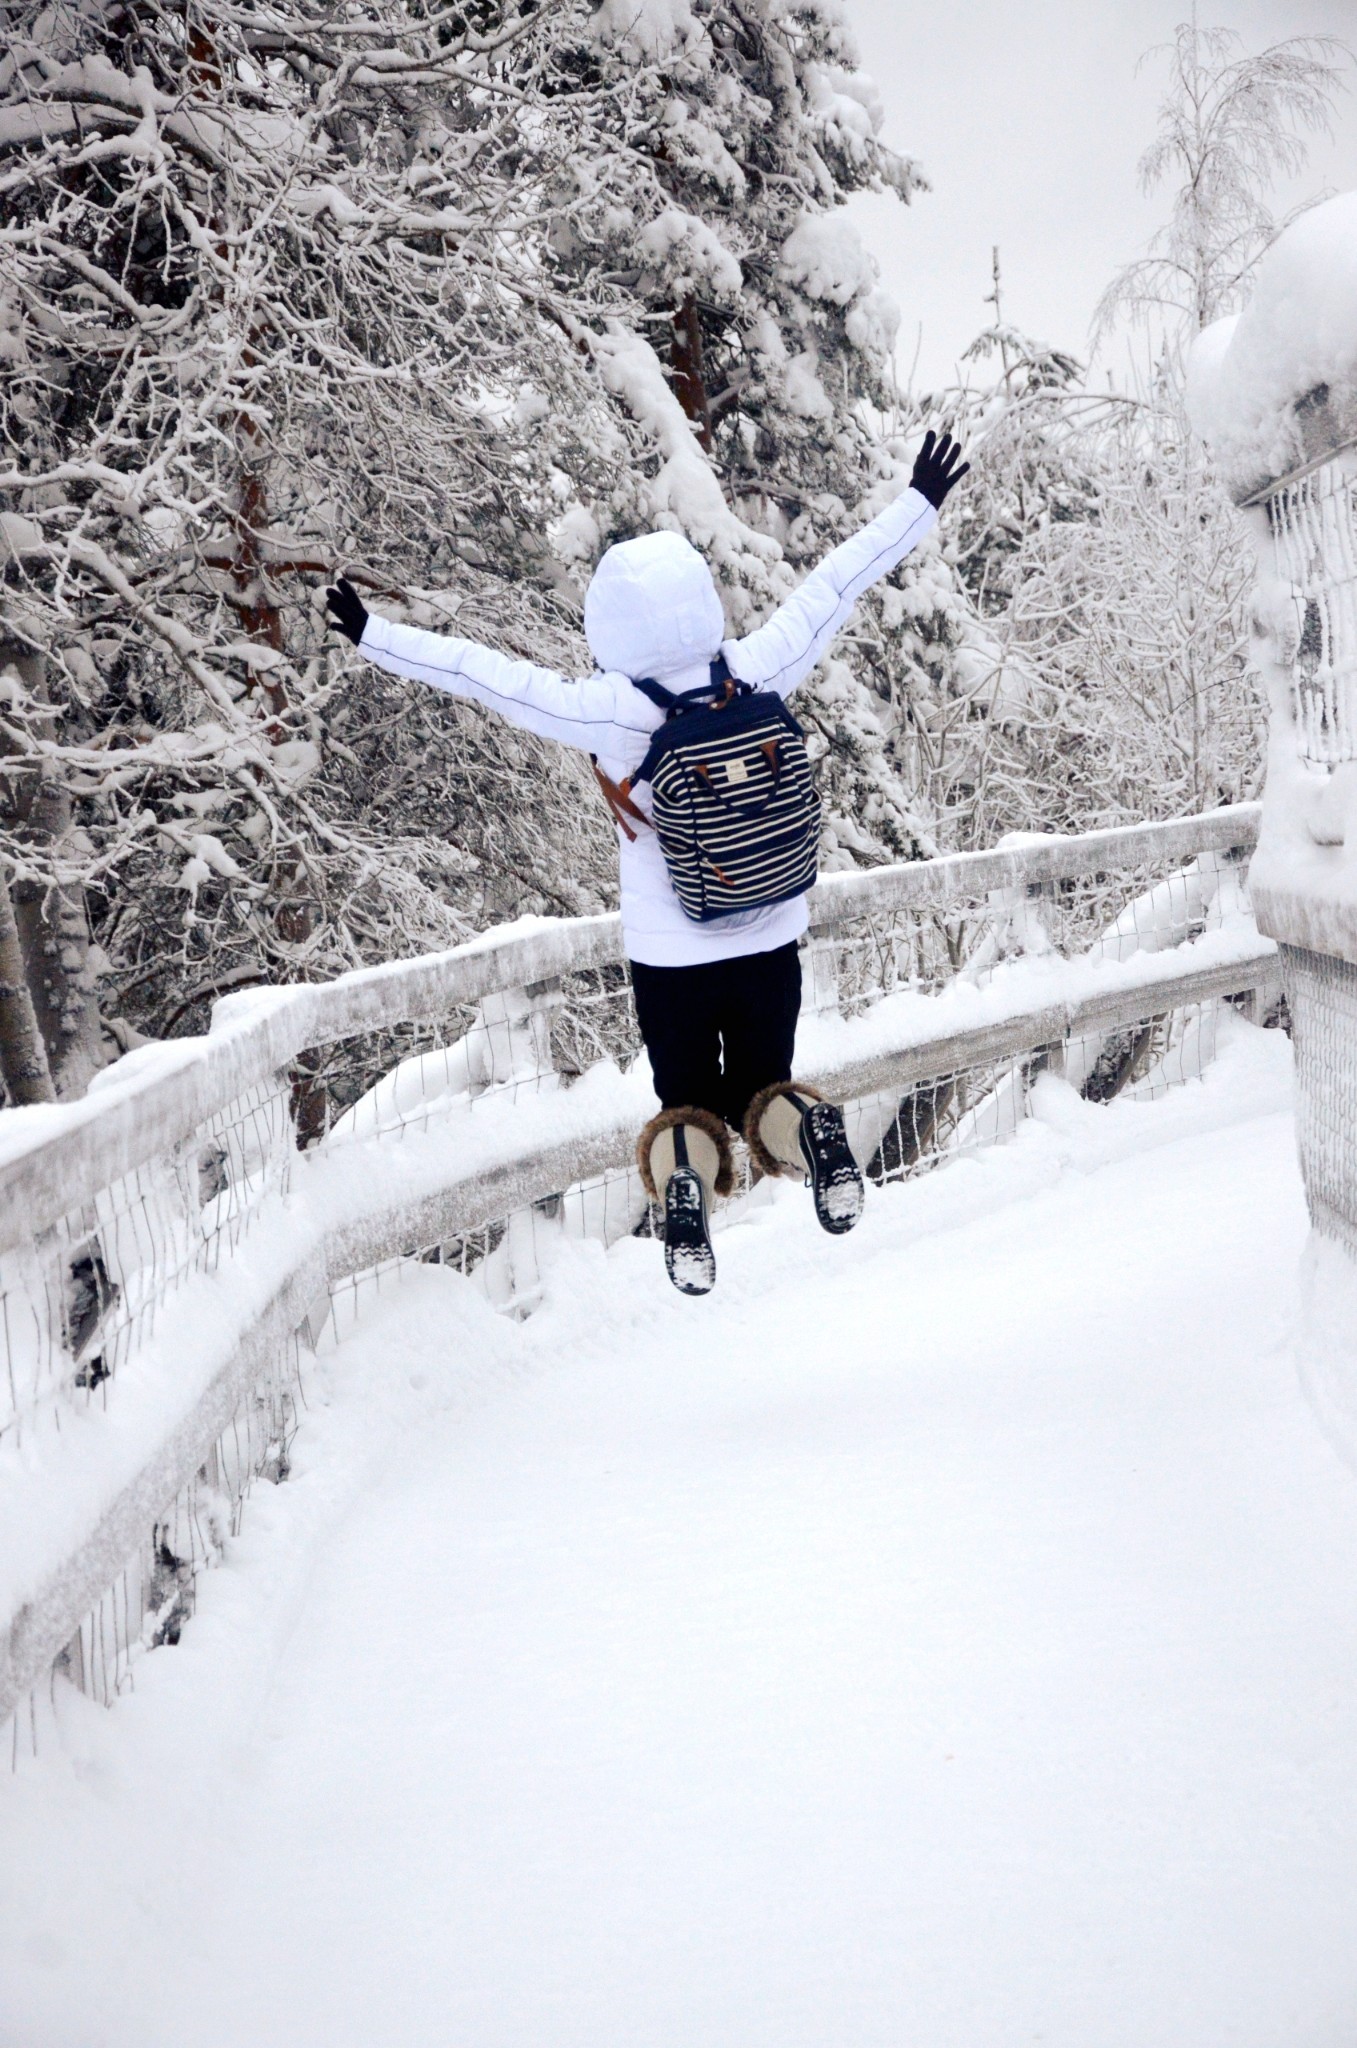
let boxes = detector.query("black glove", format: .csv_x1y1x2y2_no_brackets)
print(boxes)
325,576,369,647
910,429,970,510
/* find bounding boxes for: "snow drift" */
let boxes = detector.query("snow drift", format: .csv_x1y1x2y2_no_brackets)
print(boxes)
1186,190,1357,500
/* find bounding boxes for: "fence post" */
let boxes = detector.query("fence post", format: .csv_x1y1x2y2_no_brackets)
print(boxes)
805,928,841,1016
477,977,567,1308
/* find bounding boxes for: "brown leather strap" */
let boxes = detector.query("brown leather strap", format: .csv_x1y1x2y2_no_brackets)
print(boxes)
591,759,651,842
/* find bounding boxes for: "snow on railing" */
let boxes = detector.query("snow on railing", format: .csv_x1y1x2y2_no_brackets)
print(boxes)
0,806,1277,1753
1187,192,1357,1299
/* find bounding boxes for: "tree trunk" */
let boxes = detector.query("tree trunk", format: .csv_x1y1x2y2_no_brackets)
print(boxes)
671,296,713,448
190,22,329,1141
0,861,55,1105
0,643,108,1098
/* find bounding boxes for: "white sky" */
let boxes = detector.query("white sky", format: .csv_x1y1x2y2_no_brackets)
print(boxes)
843,0,1357,397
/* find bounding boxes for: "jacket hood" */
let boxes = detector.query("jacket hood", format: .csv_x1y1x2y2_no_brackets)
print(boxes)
584,531,726,680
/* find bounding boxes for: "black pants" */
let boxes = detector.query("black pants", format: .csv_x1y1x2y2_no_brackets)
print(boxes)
630,940,802,1132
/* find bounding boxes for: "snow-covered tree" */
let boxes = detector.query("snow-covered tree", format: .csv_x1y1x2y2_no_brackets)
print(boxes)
0,0,993,1089
0,0,639,1068
876,252,1112,847
995,395,1263,827
1097,19,1346,342
955,23,1349,836
496,0,978,867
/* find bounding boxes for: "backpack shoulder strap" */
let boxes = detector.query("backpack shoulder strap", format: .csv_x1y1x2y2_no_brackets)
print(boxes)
630,675,680,713
631,655,741,718
590,757,651,841
630,654,752,786
630,732,667,790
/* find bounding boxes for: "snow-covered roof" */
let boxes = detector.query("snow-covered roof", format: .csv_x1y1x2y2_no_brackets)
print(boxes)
1186,190,1357,504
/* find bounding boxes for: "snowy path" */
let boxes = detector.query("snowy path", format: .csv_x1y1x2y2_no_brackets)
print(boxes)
6,1027,1357,2048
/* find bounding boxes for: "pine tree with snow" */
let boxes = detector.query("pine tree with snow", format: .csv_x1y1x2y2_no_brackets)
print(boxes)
493,0,973,867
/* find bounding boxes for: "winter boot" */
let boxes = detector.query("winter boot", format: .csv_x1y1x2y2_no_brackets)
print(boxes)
637,1107,734,1297
745,1082,864,1236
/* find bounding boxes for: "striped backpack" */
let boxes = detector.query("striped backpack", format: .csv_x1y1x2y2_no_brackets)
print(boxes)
593,657,822,924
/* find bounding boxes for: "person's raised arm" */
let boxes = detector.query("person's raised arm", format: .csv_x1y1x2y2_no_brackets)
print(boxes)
725,431,969,701
323,579,655,757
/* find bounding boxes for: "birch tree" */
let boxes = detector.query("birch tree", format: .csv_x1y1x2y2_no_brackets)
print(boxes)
1098,19,1346,341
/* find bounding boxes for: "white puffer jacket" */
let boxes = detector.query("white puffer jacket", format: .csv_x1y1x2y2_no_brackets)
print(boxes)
359,486,936,966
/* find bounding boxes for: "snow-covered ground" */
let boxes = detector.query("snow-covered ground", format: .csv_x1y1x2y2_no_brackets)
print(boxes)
5,1021,1357,2048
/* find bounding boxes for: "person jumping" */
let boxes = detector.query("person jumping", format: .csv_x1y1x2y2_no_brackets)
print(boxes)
326,429,968,1296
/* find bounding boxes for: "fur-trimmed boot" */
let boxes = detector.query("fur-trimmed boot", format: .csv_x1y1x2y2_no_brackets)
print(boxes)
637,1106,734,1296
745,1082,864,1236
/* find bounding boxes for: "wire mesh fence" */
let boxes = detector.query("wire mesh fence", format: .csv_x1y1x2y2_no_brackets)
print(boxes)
1255,451,1357,1288
1283,942,1357,1261
300,837,1260,1168
0,1072,296,1452
1270,460,1357,766
1,809,1277,1755
9,1328,305,1768
806,844,1253,1019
